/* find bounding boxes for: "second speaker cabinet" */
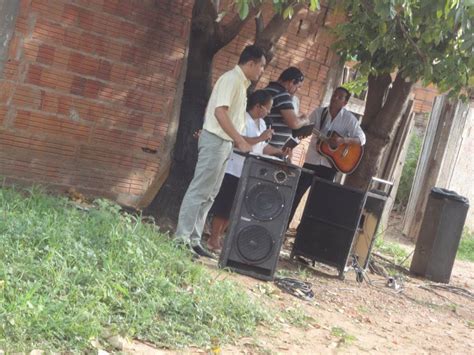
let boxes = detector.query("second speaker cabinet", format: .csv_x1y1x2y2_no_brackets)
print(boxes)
219,154,301,281
291,177,366,279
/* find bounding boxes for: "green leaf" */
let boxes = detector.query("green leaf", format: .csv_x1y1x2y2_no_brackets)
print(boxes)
238,0,249,19
283,6,294,19
309,0,320,12
368,39,379,55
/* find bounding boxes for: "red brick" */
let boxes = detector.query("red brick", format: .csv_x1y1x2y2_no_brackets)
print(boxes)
77,7,95,31
32,20,65,44
62,4,79,25
97,60,112,81
19,0,32,16
26,64,43,85
7,34,22,60
0,81,16,104
70,75,87,96
84,79,103,99
11,85,42,109
37,44,55,65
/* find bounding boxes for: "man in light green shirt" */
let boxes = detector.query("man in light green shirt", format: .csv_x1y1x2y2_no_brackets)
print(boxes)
175,45,266,258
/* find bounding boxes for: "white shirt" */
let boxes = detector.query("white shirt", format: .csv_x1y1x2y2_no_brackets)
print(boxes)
305,107,366,168
226,112,267,177
202,66,250,141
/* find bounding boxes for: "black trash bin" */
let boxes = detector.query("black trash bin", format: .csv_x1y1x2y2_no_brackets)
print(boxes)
410,188,469,283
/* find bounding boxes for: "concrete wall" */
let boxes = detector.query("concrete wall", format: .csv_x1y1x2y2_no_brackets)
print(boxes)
447,102,474,229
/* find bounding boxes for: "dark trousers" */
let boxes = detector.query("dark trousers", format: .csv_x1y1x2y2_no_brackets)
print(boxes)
288,163,337,227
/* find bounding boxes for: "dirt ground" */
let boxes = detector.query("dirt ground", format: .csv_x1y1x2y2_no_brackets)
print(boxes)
127,217,474,354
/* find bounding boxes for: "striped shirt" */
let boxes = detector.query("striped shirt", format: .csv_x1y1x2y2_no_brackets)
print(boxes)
264,81,295,149
305,107,366,168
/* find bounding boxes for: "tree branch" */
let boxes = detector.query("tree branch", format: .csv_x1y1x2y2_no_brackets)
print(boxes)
214,6,260,51
254,3,305,62
362,73,392,129
376,71,414,136
255,11,264,38
396,15,427,63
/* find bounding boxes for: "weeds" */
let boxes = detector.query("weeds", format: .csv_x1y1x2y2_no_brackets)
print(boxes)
457,228,474,262
331,326,356,346
396,133,422,208
282,305,317,329
0,187,273,352
374,237,411,266
275,265,310,280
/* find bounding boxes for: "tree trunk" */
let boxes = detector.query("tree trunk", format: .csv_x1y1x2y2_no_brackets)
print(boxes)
144,0,220,227
345,72,414,189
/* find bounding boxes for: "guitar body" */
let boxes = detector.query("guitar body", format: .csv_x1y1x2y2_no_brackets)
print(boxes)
317,131,364,174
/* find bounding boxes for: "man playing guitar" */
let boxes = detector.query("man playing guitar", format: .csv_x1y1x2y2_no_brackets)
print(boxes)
288,86,366,225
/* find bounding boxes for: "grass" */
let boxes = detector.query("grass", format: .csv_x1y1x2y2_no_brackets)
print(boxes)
0,186,274,352
457,228,474,262
330,326,356,346
275,265,310,280
373,237,411,266
281,305,317,329
375,227,474,264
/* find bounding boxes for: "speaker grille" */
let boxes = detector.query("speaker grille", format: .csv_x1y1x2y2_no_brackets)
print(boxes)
236,225,274,264
245,183,284,221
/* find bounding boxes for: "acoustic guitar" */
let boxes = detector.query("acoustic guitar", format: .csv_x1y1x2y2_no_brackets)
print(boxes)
315,130,364,174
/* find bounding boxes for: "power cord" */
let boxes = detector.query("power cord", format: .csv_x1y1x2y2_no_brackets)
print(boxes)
274,277,315,301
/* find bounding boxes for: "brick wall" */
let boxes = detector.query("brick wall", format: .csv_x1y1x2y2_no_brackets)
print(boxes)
0,0,191,206
413,84,438,114
0,0,439,208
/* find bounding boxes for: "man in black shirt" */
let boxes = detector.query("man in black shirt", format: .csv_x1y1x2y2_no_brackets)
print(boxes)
264,67,310,149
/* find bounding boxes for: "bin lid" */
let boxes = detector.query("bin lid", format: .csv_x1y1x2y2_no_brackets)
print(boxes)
431,187,469,204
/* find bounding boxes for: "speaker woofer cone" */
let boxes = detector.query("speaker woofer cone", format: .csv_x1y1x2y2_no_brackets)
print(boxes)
236,225,274,264
245,183,284,221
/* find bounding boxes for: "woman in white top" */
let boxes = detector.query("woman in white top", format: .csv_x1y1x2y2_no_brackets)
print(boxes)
207,90,286,252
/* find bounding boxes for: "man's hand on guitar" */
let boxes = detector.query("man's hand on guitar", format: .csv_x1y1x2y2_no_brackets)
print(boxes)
328,135,345,147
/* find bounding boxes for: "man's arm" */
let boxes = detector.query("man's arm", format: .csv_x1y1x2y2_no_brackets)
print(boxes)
214,106,251,152
263,144,290,157
329,113,366,146
280,108,310,129
243,128,273,145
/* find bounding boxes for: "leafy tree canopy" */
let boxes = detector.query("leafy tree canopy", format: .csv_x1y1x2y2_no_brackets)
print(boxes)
233,0,320,19
332,0,473,98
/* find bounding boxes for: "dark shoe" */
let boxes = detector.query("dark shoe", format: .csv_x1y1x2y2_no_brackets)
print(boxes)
192,243,216,259
173,239,200,260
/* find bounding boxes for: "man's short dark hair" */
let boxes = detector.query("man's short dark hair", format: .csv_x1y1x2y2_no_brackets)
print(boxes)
335,86,352,101
238,45,265,65
278,67,304,84
247,89,272,110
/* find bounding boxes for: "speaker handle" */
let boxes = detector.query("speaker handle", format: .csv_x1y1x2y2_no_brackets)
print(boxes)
233,149,250,157
369,176,394,196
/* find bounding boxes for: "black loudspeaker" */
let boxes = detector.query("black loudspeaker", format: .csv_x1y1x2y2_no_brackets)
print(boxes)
410,188,469,283
219,154,301,281
291,177,366,278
